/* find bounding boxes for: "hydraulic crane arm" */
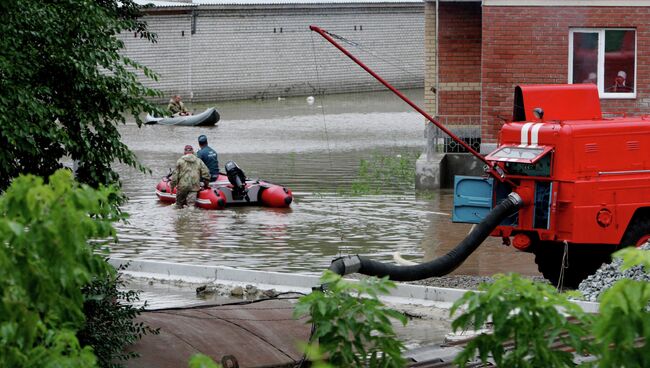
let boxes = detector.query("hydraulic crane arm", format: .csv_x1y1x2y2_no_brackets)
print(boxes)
309,25,507,183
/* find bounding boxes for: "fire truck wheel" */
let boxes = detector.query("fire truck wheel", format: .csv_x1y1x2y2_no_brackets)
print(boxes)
619,216,650,248
533,242,612,289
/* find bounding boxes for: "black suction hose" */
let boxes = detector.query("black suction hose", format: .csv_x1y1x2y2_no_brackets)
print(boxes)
328,192,524,281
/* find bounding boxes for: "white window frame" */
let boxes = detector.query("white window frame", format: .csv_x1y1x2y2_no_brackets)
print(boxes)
568,28,637,99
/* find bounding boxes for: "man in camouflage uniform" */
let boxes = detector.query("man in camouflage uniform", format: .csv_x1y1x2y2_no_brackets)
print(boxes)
167,95,190,116
170,145,210,208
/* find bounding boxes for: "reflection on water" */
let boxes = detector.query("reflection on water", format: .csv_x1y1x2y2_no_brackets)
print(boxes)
113,89,540,277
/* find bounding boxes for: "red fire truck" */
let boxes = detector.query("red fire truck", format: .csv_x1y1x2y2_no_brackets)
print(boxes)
311,25,650,288
454,84,650,286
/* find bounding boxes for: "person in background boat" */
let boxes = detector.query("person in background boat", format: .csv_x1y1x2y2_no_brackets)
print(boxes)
197,135,220,181
170,145,210,208
167,95,191,116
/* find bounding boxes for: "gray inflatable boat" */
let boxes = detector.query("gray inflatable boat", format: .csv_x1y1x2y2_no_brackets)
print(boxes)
145,107,220,126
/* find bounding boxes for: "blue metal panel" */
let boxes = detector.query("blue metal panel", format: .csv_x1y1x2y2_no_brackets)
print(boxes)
453,176,494,224
533,181,552,229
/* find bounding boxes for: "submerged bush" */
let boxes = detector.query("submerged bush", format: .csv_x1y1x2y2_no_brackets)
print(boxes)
345,151,419,196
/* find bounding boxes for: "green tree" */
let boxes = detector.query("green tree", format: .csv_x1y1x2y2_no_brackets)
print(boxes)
0,170,123,367
0,0,161,190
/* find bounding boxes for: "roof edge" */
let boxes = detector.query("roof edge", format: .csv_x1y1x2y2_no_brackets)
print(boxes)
424,0,650,5
482,0,650,6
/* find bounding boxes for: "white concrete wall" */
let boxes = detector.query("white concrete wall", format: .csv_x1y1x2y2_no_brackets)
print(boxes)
109,258,601,313
120,5,424,102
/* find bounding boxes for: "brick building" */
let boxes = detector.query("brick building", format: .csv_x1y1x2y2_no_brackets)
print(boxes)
417,0,650,188
124,0,424,102
424,0,650,150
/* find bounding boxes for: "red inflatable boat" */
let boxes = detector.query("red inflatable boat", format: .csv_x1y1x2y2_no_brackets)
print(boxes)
155,162,293,210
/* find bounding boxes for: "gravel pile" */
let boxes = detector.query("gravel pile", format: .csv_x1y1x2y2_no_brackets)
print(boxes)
578,243,650,302
408,275,496,290
408,275,547,290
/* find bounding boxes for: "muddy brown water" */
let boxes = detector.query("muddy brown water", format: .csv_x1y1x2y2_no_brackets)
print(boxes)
112,89,540,278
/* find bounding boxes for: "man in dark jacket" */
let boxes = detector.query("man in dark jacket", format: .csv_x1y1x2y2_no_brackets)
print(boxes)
197,135,220,181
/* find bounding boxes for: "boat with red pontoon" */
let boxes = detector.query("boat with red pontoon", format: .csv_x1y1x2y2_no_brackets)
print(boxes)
155,161,292,210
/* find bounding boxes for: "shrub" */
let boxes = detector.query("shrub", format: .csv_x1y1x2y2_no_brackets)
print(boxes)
78,265,159,368
0,170,122,367
591,248,650,367
450,274,593,368
294,271,407,367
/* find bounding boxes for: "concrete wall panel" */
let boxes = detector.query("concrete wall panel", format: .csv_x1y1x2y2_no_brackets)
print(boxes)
120,6,424,102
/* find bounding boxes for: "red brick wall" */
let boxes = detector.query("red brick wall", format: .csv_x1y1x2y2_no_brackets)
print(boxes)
438,2,482,119
439,91,481,115
482,6,650,144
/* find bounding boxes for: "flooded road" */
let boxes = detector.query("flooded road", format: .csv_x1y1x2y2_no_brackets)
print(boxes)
113,89,540,277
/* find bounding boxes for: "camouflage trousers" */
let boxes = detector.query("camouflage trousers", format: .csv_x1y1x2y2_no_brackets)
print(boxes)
176,189,197,208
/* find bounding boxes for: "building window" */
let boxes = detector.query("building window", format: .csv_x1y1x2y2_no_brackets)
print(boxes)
569,28,636,98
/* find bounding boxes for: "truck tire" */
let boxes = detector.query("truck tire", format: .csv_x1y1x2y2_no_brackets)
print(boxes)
536,216,650,288
619,216,650,248
533,242,612,289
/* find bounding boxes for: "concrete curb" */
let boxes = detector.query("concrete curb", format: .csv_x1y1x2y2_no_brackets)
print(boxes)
109,258,600,312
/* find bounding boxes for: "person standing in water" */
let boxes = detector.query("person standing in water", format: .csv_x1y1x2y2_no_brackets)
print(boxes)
170,145,210,208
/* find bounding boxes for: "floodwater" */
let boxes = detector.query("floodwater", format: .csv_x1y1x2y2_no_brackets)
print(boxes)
113,89,540,277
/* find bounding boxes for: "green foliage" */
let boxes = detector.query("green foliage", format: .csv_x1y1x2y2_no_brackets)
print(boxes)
450,274,592,368
0,0,162,189
294,271,407,367
78,265,159,368
615,247,650,272
297,342,334,368
344,152,418,196
590,248,650,368
449,250,650,367
0,170,123,367
593,280,650,367
188,354,222,368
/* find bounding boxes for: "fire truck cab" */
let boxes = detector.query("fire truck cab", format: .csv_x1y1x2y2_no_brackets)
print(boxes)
453,84,650,287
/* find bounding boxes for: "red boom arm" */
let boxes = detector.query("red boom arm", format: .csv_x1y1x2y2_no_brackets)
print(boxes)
309,25,505,182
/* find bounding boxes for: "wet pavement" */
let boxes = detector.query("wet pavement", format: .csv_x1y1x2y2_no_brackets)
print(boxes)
125,296,454,368
125,299,311,368
113,88,541,277
122,272,454,353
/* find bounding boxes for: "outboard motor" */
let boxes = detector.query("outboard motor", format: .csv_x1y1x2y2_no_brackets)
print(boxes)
224,161,249,201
